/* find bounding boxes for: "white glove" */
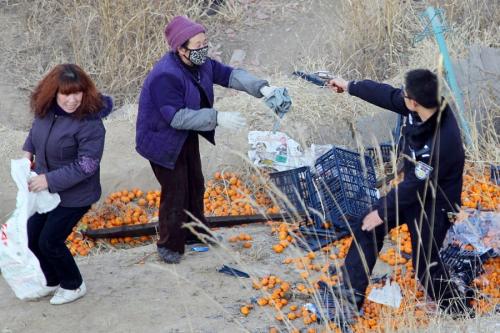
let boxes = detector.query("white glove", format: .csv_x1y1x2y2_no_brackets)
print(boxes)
260,85,278,98
217,112,247,130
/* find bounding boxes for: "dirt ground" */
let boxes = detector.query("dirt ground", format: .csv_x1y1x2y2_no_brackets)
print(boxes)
0,224,297,333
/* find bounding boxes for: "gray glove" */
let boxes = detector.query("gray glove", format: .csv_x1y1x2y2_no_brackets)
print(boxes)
228,69,269,98
260,85,292,116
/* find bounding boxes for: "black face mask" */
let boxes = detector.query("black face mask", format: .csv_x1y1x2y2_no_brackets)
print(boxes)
186,46,209,65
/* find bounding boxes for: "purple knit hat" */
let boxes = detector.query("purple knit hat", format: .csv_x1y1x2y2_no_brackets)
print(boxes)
164,16,206,51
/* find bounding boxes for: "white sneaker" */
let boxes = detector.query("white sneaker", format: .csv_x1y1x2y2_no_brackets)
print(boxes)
50,282,86,305
25,285,60,301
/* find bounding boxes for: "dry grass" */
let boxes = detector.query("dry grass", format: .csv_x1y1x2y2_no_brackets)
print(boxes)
4,0,498,159
5,0,245,103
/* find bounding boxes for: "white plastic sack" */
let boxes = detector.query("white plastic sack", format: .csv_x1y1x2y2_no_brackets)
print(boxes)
0,158,60,300
367,279,402,308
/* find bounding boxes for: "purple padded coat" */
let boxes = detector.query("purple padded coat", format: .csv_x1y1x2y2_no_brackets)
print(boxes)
23,96,113,207
135,52,233,169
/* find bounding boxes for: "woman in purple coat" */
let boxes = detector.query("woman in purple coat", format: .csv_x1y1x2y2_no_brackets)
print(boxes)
136,16,287,263
23,64,113,305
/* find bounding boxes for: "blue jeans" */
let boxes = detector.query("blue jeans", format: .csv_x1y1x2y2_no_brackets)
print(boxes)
27,205,90,289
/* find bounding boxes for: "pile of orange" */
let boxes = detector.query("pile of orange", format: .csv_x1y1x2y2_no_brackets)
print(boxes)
65,188,160,256
269,222,296,253
66,170,280,257
66,231,95,256
250,220,433,332
389,224,412,254
323,236,353,260
204,171,280,217
251,275,320,328
471,256,500,314
351,263,429,332
380,246,409,266
86,188,160,230
242,219,500,333
461,170,499,210
65,227,154,257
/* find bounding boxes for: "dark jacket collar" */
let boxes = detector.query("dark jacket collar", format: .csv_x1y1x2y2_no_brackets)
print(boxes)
53,102,73,116
94,95,114,118
171,52,201,82
406,100,449,149
48,95,113,120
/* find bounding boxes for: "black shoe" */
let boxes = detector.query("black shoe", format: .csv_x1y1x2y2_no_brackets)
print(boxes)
440,278,477,319
441,294,476,319
443,299,476,320
447,306,476,320
157,247,182,264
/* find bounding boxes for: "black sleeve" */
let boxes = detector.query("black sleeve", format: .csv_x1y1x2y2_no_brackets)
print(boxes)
376,162,429,220
348,80,411,116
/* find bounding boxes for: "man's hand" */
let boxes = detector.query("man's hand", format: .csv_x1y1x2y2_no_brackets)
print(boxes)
29,174,48,192
327,78,348,93
361,210,383,231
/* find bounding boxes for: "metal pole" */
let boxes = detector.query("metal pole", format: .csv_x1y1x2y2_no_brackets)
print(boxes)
425,6,473,146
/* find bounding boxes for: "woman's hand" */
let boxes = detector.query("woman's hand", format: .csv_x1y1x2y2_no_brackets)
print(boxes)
29,174,48,192
327,78,348,93
23,151,33,161
22,151,35,169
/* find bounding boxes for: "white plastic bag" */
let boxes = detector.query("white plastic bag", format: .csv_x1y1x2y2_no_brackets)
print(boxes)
367,279,403,308
0,158,60,300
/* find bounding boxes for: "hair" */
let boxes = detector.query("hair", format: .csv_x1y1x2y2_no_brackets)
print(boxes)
30,64,103,118
404,69,439,109
181,39,190,49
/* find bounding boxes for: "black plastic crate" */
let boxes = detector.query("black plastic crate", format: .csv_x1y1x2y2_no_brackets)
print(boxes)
297,226,350,251
313,147,378,230
440,244,495,287
365,144,394,165
269,167,316,214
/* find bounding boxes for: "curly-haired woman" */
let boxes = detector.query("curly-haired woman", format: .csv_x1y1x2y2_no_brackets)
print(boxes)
23,64,113,305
